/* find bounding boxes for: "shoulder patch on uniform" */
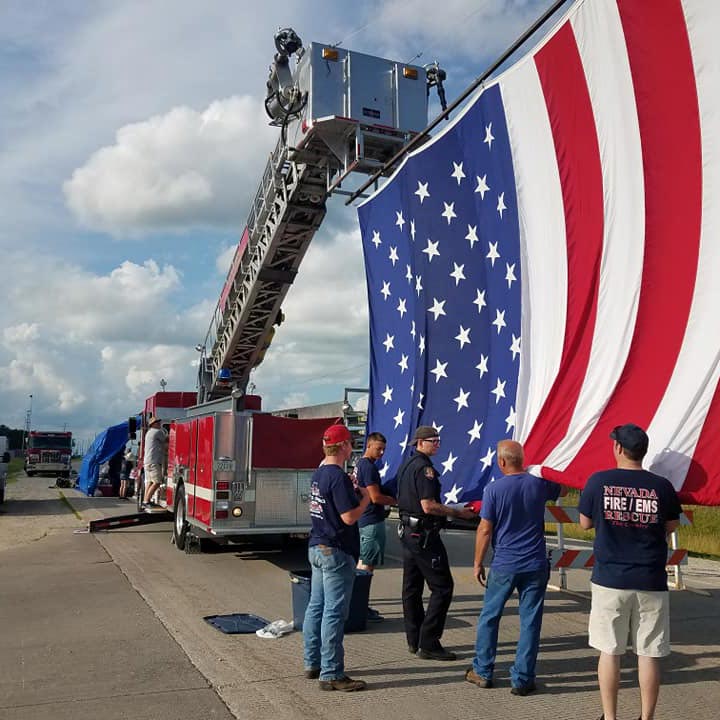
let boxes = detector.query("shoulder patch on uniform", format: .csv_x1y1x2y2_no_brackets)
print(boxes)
424,467,435,479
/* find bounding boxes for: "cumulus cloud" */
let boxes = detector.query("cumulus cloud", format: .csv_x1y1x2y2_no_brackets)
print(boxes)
64,95,277,234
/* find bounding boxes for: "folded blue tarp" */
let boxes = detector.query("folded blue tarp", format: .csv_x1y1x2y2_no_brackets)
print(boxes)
77,416,141,496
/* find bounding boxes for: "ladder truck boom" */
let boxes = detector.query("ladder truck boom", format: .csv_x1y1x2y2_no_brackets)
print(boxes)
197,29,435,402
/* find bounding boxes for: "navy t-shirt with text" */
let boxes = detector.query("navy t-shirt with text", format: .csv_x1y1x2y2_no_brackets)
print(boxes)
578,468,682,591
308,464,361,560
356,457,386,527
481,472,561,573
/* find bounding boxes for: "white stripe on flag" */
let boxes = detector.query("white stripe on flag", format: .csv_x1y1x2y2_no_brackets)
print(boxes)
501,62,567,444
542,0,645,469
645,0,720,490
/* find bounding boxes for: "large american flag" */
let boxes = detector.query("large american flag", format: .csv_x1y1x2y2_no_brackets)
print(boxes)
358,0,720,506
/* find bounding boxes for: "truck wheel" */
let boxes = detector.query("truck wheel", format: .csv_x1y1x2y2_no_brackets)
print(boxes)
26,471,35,477
173,486,189,551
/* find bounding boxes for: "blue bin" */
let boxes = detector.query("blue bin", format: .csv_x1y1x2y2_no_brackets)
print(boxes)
290,569,372,633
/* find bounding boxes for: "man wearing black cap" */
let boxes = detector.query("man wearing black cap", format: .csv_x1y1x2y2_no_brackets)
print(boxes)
397,425,477,661
579,424,681,720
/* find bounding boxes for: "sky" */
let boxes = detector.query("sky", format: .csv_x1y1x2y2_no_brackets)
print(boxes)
0,0,561,446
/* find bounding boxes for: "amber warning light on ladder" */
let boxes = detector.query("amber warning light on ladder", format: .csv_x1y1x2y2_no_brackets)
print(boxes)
322,47,339,61
402,67,418,79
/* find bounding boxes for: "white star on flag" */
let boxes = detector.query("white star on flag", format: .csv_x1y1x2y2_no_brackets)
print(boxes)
399,435,408,452
491,378,506,404
443,483,462,503
405,264,413,283
383,333,394,352
417,393,424,409
423,238,440,262
397,298,407,318
475,174,489,199
428,298,447,321
473,289,486,313
432,422,444,433
492,309,506,334
451,162,465,185
505,262,516,288
497,192,507,218
371,230,381,248
410,220,416,240
382,385,393,404
431,359,448,383
467,420,483,443
419,335,425,355
455,325,471,349
395,211,406,230
415,181,430,204
476,353,489,378
466,224,479,248
415,275,423,296
487,241,500,266
410,320,416,338
505,406,516,433
379,462,389,479
510,334,521,360
389,246,399,266
453,388,470,411
450,263,466,285
480,446,496,471
393,408,405,428
441,202,457,225
484,123,494,148
398,354,409,373
381,281,391,300
441,452,458,475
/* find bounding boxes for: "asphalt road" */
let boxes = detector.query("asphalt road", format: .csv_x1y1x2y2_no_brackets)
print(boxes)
1,474,718,720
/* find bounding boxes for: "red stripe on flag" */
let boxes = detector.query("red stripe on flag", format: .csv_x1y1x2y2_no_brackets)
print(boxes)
563,0,702,481
681,381,720,504
523,23,604,466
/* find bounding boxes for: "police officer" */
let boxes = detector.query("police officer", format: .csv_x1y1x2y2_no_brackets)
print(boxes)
397,426,477,661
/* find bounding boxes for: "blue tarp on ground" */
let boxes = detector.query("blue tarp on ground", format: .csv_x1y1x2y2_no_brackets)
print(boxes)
77,416,141,496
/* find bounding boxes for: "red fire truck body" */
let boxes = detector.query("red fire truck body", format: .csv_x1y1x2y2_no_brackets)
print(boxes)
25,431,73,477
135,392,336,546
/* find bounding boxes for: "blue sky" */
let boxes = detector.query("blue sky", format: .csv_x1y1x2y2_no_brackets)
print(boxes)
0,0,559,445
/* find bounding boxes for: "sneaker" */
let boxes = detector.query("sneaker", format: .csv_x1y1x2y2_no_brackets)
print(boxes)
417,646,457,661
319,676,367,692
510,682,537,696
465,667,493,688
367,607,385,622
304,668,320,679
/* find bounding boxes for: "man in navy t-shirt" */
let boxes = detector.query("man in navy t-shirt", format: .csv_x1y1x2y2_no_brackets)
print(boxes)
579,423,681,720
355,432,396,621
303,423,370,692
466,440,566,695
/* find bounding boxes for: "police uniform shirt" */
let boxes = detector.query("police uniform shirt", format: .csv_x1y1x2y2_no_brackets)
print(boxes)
398,452,440,516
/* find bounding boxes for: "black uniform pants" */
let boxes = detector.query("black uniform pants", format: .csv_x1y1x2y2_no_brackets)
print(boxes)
401,530,454,651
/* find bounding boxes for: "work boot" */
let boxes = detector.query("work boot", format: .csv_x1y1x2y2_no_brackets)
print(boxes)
465,667,493,688
416,645,457,661
319,675,367,692
510,682,537,696
304,668,320,679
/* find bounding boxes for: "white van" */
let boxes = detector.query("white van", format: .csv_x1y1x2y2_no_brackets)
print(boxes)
0,436,9,504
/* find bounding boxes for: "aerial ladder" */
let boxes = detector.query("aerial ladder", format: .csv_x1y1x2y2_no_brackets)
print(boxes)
196,28,444,403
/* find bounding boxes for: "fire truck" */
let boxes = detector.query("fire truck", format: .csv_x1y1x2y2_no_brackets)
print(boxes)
25,431,73,478
91,28,435,548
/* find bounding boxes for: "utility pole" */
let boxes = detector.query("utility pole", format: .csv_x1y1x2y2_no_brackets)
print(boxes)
22,394,33,452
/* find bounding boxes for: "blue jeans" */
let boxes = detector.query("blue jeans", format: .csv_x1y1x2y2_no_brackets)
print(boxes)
473,564,550,687
303,545,356,680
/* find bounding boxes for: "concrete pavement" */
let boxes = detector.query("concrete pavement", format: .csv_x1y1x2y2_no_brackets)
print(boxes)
1,474,718,720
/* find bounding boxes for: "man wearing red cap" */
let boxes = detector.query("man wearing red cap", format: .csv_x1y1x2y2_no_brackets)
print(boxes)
303,423,371,692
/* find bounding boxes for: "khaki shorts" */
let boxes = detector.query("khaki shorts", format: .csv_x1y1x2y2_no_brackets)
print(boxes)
145,463,162,485
589,583,670,657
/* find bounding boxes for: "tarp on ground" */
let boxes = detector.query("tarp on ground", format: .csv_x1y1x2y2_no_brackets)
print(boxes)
77,416,141,496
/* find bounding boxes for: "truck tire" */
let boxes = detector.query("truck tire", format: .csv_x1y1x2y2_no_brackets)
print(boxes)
173,485,189,551
26,471,35,477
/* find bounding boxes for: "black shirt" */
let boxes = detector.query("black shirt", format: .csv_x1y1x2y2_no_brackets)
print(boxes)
397,451,440,517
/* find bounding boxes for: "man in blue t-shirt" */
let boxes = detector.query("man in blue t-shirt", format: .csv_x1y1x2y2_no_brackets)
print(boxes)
578,423,681,720
466,440,566,695
355,432,396,622
303,423,370,692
